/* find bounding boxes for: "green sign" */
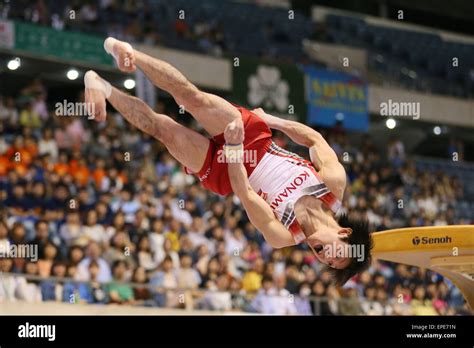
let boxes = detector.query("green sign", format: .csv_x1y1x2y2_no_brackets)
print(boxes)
14,21,113,67
231,57,306,122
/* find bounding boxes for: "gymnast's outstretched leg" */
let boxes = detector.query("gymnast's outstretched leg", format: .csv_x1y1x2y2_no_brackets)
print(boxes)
103,37,242,137
84,70,209,173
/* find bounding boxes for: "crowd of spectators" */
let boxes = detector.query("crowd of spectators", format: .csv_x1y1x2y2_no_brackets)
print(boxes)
0,78,472,315
1,0,310,62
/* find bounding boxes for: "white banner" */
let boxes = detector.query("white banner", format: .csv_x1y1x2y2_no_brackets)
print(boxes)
0,20,14,49
303,40,368,77
135,43,232,91
369,85,474,128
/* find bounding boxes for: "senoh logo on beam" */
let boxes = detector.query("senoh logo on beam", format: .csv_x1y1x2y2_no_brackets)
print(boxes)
412,236,452,246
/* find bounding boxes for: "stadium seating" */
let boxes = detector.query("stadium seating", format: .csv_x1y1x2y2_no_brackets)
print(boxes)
324,14,474,98
5,0,474,97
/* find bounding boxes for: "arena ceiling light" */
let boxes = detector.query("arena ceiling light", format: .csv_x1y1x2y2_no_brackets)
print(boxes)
433,126,442,135
67,69,79,81
7,58,21,71
385,118,396,130
335,112,345,121
124,79,135,89
408,70,417,79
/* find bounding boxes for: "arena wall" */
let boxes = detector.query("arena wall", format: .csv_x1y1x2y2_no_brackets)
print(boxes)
0,301,250,316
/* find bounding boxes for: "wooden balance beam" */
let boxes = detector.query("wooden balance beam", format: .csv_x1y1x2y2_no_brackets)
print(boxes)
372,225,474,310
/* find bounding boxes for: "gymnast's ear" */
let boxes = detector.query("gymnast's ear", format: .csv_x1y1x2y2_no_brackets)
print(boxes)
338,228,353,237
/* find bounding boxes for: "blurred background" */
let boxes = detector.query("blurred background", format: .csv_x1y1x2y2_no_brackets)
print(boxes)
0,0,472,315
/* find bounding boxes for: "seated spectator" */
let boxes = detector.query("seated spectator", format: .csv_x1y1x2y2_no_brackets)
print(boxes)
40,262,67,301
311,281,338,315
194,244,210,277
37,242,59,278
177,254,201,290
105,212,127,240
0,258,18,302
112,189,140,223
250,275,297,315
4,185,33,216
162,238,180,269
82,260,108,304
0,221,10,255
224,227,247,256
200,256,220,288
132,266,152,305
16,261,42,303
136,235,158,271
294,282,313,315
272,276,297,315
107,260,134,305
176,253,201,308
147,222,164,263
0,96,18,129
30,220,51,258
241,257,265,293
19,101,41,129
38,128,58,160
250,275,277,314
150,256,178,308
411,285,437,315
375,288,393,315
76,241,112,283
63,264,94,304
68,245,85,266
59,211,83,246
361,286,384,315
339,285,364,315
164,219,181,252
201,274,232,312
103,230,136,270
82,210,108,245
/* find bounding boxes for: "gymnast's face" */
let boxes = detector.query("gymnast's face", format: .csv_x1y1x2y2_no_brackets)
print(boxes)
308,229,352,269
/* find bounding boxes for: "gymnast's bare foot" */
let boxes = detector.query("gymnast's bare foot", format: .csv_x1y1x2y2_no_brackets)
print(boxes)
84,70,111,122
104,37,136,73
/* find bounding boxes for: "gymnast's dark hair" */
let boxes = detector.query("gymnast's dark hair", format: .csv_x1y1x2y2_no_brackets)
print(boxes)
325,213,374,286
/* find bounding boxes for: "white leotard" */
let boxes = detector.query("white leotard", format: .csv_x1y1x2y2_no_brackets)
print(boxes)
249,142,342,243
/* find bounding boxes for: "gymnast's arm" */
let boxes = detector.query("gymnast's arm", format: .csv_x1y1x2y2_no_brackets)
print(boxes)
251,108,346,197
223,119,295,249
227,161,295,249
251,108,340,168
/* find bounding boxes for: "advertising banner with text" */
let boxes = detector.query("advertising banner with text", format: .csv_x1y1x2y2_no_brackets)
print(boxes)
305,67,368,131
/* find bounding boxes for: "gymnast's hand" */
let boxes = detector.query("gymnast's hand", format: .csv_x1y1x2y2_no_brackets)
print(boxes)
251,107,281,129
251,107,269,121
224,119,244,145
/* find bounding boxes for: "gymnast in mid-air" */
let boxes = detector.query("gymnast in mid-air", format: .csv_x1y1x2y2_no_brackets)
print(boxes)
84,37,373,285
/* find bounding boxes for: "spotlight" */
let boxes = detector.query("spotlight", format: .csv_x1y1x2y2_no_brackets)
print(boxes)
124,79,136,89
7,58,21,71
386,118,396,130
67,69,79,81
